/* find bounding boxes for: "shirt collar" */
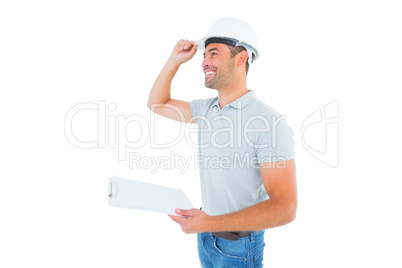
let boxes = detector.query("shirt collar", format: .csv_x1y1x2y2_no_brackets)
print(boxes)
212,90,256,110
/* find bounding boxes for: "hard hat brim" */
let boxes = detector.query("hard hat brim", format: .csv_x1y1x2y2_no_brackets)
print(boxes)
196,36,259,63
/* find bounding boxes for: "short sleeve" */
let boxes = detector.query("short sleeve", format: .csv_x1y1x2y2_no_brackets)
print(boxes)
189,99,202,125
189,97,217,125
254,116,295,163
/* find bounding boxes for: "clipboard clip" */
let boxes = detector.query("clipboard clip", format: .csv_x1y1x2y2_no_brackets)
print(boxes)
108,181,118,198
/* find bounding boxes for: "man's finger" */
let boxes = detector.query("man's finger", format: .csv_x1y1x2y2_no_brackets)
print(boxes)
176,208,199,217
175,208,190,216
168,214,186,224
183,42,191,50
168,214,176,221
182,41,196,51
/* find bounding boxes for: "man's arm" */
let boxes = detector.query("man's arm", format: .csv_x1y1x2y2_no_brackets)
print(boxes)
147,39,198,123
169,159,297,233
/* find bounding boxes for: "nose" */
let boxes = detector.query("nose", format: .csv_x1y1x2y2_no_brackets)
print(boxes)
202,57,209,69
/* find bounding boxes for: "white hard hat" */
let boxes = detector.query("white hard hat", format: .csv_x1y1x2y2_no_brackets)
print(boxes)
197,17,260,64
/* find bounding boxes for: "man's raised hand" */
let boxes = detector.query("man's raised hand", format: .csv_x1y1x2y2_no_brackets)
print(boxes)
170,39,198,65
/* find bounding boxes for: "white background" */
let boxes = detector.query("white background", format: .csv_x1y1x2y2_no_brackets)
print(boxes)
1,0,401,267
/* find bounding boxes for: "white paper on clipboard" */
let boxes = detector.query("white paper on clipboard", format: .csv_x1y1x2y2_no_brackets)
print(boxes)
108,176,193,215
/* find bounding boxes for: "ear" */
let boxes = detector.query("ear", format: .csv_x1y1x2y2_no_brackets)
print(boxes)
236,50,248,67
235,50,248,68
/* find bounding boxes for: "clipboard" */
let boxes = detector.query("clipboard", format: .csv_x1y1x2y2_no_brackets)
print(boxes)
108,176,193,215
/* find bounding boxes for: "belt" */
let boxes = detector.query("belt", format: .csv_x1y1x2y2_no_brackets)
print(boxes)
211,231,256,241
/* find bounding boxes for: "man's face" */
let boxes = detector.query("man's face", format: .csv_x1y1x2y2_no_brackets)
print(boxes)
202,43,236,89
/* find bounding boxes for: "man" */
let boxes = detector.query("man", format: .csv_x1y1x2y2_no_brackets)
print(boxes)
147,17,297,267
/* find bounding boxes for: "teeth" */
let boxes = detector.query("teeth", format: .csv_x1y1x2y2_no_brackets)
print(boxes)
206,71,215,75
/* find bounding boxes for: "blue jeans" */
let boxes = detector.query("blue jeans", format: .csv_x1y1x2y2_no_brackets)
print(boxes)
197,231,265,268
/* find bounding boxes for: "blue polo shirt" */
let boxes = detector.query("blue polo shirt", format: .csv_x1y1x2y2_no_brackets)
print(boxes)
189,90,295,216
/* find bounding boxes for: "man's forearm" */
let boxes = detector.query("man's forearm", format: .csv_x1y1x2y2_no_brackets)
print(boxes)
207,198,297,232
147,56,180,108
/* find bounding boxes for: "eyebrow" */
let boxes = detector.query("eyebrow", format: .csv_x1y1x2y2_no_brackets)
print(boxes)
203,48,220,57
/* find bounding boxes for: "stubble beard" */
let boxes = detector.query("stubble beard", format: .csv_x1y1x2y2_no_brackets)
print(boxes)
204,60,235,90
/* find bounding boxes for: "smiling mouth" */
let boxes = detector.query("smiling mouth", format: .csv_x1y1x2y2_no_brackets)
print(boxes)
205,70,216,77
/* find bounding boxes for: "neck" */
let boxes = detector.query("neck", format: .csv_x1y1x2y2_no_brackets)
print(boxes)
217,77,248,109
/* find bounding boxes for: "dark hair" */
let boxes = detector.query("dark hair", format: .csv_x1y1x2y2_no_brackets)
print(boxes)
227,46,254,75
